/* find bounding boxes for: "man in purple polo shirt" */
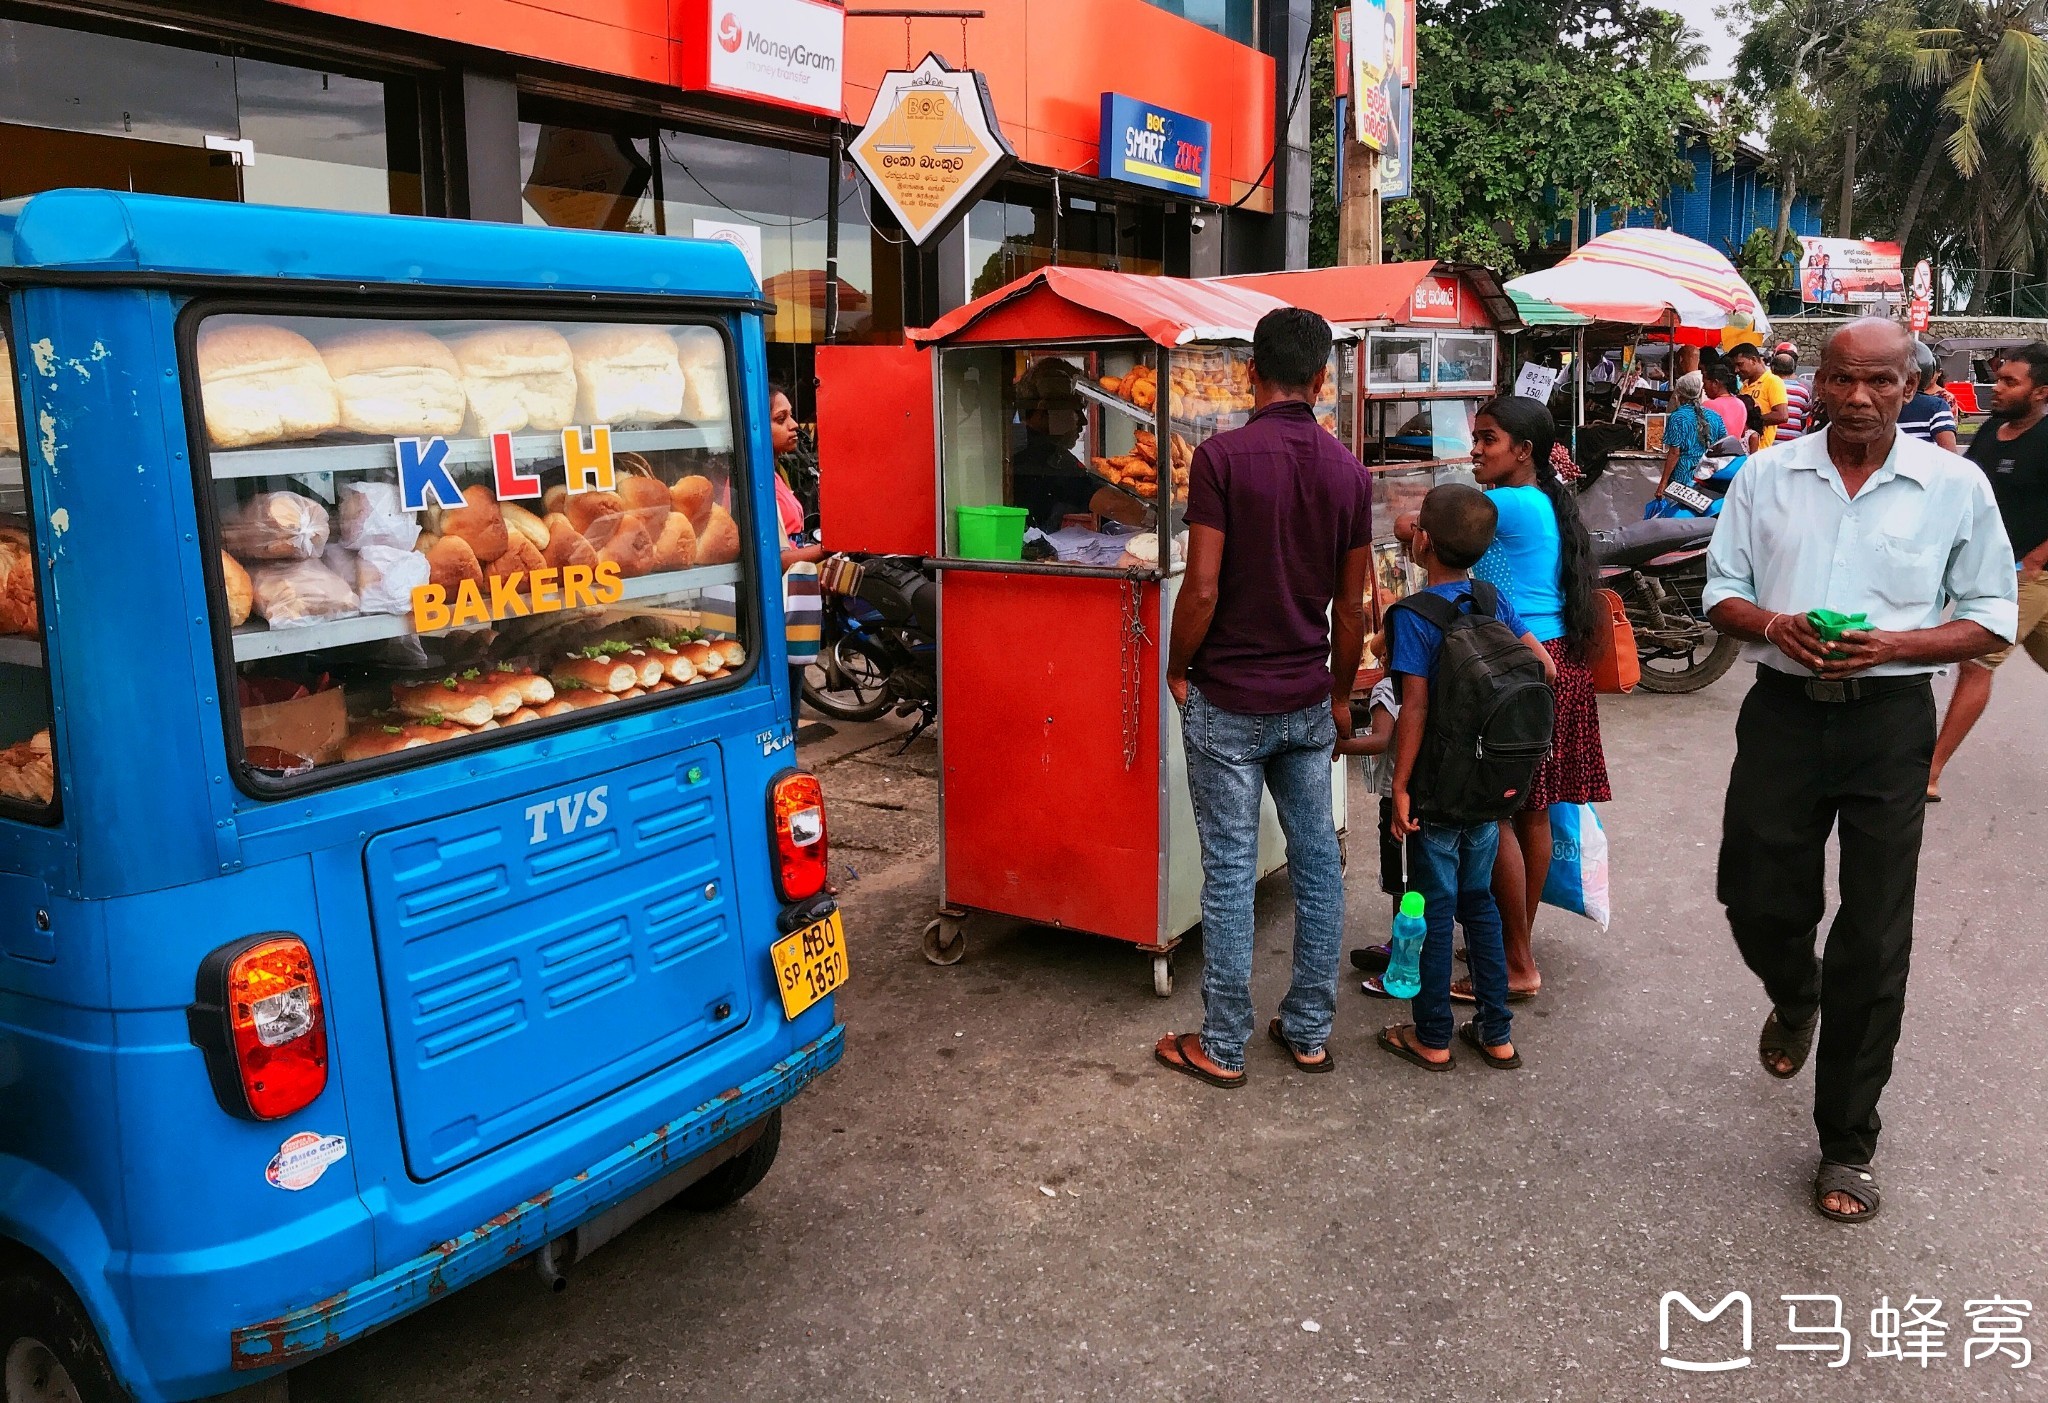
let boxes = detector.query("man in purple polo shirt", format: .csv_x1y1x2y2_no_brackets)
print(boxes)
1155,307,1374,1088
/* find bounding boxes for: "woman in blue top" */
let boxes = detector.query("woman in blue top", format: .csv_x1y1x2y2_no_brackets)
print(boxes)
1460,395,1610,1002
1654,371,1728,504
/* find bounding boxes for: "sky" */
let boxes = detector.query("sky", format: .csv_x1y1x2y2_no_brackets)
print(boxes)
1655,0,1744,78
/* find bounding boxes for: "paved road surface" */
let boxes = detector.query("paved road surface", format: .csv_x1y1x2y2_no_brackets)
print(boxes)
295,661,2048,1401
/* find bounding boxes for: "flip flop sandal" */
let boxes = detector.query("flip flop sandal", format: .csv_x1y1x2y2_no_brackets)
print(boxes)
1360,973,1404,1000
1758,1008,1818,1080
1813,1161,1881,1223
1377,1025,1454,1071
1450,980,1538,1005
1458,1020,1523,1070
1153,1032,1245,1090
1349,944,1392,973
1268,1017,1335,1073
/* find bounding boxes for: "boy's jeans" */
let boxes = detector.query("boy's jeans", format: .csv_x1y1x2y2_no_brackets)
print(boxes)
1182,685,1344,1071
1409,819,1513,1051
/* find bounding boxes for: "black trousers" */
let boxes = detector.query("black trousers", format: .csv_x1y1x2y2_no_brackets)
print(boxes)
1717,668,1937,1165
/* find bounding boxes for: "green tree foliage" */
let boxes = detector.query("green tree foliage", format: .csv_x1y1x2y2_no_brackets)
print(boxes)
1375,0,1704,273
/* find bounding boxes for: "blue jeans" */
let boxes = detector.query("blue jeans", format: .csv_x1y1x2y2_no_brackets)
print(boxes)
1182,686,1344,1071
1408,820,1512,1050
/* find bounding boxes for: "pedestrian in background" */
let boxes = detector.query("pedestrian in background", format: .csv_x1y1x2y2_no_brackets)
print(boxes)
1655,370,1729,499
1703,318,2016,1223
1771,344,1809,442
1899,342,1960,450
1729,341,1790,447
1155,308,1373,1088
1701,358,1756,453
1457,395,1609,1006
770,383,826,698
1927,341,2048,799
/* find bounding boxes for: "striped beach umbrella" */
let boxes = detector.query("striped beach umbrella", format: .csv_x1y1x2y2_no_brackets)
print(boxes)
1506,228,1769,339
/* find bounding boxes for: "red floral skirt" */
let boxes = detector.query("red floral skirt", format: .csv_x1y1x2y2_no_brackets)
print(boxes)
1525,638,1611,810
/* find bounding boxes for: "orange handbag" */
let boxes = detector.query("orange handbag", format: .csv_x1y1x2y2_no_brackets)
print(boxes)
1589,587,1640,694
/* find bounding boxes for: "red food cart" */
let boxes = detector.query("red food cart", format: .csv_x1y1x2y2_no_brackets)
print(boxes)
823,267,1351,995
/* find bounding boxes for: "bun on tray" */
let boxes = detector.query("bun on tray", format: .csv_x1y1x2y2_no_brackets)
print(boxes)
221,552,253,628
319,327,465,438
449,325,576,435
569,326,685,426
442,484,510,561
694,505,741,565
196,322,341,448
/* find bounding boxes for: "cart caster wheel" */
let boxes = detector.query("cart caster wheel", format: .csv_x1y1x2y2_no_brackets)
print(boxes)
1152,954,1174,998
922,916,965,966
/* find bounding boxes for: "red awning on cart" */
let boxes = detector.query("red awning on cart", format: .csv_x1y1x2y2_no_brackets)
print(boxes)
1220,263,1438,326
912,266,1290,348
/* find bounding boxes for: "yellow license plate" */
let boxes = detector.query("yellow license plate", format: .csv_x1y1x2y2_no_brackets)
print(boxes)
771,910,848,1020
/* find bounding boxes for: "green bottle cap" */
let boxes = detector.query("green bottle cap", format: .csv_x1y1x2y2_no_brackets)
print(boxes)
1400,891,1426,918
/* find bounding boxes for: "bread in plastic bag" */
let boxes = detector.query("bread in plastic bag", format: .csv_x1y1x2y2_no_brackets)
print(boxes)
336,480,422,552
356,543,429,616
221,491,331,561
248,557,359,628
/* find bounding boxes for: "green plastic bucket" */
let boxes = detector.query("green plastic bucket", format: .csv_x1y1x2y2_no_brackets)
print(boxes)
955,504,1029,561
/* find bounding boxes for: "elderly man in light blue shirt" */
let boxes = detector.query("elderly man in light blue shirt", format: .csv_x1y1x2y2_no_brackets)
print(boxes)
1703,317,2016,1226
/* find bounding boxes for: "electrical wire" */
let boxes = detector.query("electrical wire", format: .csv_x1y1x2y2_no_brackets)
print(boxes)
1225,12,1317,211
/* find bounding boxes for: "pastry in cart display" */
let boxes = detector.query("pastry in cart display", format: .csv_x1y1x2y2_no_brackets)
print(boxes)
1092,427,1192,505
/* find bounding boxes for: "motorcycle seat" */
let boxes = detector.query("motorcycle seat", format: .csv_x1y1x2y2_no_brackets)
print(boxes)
1593,518,1715,568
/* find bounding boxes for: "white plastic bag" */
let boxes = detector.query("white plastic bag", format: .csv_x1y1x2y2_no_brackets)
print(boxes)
356,543,429,616
336,480,422,552
249,558,359,628
221,491,330,561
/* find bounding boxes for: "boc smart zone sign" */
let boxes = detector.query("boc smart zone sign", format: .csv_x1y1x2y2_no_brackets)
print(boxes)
1100,94,1211,200
708,0,844,117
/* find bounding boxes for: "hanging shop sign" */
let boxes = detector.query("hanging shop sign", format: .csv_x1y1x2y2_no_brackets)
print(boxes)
681,0,845,118
850,54,1014,247
1410,274,1464,323
1099,94,1213,201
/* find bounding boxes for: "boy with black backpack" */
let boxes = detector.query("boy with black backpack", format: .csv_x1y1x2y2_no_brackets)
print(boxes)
1379,485,1557,1072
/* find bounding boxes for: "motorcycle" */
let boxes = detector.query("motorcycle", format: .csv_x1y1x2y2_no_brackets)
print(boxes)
1644,435,1748,520
801,552,939,739
1593,517,1742,693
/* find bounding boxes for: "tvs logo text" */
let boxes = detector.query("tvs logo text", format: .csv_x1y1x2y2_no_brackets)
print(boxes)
717,14,743,53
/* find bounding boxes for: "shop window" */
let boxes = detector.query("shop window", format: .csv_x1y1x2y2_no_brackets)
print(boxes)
520,121,656,233
0,319,57,820
1141,0,1257,44
187,308,749,789
0,17,422,214
966,189,1166,300
657,129,833,345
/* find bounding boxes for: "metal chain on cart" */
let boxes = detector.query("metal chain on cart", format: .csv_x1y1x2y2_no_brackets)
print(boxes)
1120,573,1151,769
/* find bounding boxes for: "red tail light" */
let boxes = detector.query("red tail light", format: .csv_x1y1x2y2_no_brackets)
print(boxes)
769,769,828,901
187,935,329,1121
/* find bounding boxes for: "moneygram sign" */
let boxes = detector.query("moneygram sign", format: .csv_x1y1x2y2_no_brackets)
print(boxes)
698,0,844,117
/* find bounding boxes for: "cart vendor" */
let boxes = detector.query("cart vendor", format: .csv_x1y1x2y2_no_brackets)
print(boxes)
1012,360,1147,530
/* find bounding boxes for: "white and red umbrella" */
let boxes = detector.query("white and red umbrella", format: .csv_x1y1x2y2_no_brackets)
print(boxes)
1507,228,1769,341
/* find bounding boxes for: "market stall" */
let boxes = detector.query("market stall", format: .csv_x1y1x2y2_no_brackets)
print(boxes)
902,266,1347,994
1223,261,1515,638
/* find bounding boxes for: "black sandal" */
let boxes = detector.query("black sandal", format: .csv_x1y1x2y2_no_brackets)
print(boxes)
1377,1025,1453,1071
1268,1018,1335,1073
1759,1008,1818,1080
1813,1161,1881,1223
1349,944,1391,973
1154,1033,1245,1089
1458,1021,1523,1070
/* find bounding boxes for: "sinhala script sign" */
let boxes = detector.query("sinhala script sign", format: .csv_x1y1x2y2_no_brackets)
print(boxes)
851,54,1014,246
708,0,844,117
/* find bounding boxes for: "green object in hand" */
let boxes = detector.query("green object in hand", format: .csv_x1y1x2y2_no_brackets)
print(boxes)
1806,609,1870,659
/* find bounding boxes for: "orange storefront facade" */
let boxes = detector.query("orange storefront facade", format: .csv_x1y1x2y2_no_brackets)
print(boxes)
0,0,1306,393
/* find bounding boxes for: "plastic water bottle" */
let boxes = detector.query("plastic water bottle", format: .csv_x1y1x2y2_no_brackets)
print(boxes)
1382,891,1427,1000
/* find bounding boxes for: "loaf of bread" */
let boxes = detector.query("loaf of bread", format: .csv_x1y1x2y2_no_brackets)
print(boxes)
220,491,330,561
554,653,638,693
539,690,618,716
392,676,498,728
678,640,720,675
597,514,658,577
449,325,576,435
673,326,730,422
671,475,716,531
652,512,697,572
319,327,465,438
425,535,484,592
222,551,253,627
542,514,597,569
196,322,341,448
709,637,747,670
488,534,545,579
341,726,430,762
644,639,698,684
489,666,555,706
694,505,741,565
617,473,671,529
501,503,550,552
619,649,667,689
442,484,509,560
569,326,685,425
504,706,542,726
565,490,625,540
248,558,359,627
0,729,52,805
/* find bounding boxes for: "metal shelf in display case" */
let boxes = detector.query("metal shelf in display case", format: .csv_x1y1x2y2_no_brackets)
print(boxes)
207,425,734,481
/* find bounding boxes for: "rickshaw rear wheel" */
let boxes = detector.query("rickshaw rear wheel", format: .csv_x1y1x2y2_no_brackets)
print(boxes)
674,1111,782,1212
1,1258,123,1403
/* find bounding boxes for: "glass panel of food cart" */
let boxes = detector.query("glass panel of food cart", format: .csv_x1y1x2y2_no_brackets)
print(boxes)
0,320,55,818
1366,331,1431,392
187,310,749,787
1361,397,1480,466
1432,333,1498,392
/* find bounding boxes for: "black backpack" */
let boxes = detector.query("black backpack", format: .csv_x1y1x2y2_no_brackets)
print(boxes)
1390,582,1556,826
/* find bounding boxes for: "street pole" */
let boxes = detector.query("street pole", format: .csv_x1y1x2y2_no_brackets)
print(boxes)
1339,138,1380,265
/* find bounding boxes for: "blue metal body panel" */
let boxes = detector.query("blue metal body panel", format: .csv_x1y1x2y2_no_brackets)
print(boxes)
0,192,836,1403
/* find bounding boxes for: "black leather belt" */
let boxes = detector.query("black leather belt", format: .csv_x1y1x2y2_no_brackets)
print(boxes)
1754,665,1932,703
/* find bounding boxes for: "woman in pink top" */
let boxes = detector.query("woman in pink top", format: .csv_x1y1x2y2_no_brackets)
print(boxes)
1701,362,1755,452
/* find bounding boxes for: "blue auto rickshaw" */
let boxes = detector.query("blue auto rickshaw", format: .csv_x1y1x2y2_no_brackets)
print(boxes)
0,191,845,1403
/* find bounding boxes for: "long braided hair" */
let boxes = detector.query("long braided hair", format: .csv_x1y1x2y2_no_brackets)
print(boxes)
1479,395,1602,662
